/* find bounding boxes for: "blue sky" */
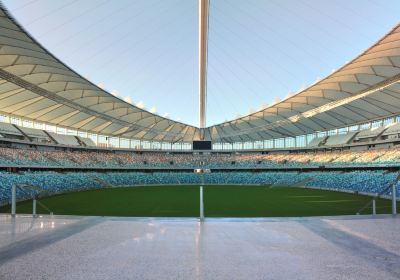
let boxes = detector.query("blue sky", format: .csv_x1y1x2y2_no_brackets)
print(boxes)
3,0,400,127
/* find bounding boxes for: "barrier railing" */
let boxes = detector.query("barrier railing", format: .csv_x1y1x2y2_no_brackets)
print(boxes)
11,184,53,217
357,174,399,216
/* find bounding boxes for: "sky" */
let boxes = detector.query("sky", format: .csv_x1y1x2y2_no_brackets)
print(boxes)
2,0,400,127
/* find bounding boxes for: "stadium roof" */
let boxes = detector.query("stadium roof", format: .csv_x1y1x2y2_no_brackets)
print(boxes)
0,5,400,142
208,24,400,142
0,6,200,142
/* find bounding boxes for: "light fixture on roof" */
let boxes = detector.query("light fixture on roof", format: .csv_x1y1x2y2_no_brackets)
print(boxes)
123,96,132,104
285,92,294,99
136,101,145,109
259,102,268,110
271,97,280,105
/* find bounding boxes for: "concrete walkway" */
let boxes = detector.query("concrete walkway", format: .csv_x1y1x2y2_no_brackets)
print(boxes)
0,214,399,280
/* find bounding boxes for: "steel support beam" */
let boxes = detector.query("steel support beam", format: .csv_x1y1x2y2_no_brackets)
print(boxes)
198,0,209,130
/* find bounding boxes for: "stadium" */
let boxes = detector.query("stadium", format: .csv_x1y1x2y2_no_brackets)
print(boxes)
0,0,399,279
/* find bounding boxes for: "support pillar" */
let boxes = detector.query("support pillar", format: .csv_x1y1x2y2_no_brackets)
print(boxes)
372,198,376,216
33,199,37,218
198,0,209,129
392,184,397,216
11,185,16,217
200,186,204,221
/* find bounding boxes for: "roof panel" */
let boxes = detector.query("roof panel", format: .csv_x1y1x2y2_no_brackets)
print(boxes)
0,5,400,143
0,6,197,139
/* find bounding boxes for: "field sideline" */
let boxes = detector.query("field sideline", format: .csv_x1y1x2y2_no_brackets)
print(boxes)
0,185,395,217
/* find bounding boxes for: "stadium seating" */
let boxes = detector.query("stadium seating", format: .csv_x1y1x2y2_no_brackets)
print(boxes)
0,122,400,149
324,132,357,146
17,126,51,143
307,137,327,147
77,136,96,147
1,170,398,206
0,171,102,205
354,126,386,142
382,123,400,137
304,171,398,194
0,147,399,168
47,132,80,146
0,121,399,150
0,123,24,138
0,143,399,207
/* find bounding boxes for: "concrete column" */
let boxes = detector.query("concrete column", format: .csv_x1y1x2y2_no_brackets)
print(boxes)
200,186,204,221
11,185,16,217
372,198,376,216
392,184,397,216
33,199,37,218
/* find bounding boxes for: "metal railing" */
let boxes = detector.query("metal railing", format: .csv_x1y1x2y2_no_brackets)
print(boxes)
11,184,53,217
357,174,399,216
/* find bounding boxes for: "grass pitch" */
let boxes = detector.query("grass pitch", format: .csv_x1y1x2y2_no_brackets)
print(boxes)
0,185,395,217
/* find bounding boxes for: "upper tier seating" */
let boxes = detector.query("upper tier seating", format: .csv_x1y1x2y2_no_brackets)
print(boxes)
77,136,96,147
325,132,358,146
0,120,399,151
355,126,386,141
0,123,23,136
382,123,400,136
47,132,80,146
307,137,327,147
0,147,399,168
17,126,51,142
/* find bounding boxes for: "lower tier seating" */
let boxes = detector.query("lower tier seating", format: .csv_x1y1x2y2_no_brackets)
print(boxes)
0,170,398,205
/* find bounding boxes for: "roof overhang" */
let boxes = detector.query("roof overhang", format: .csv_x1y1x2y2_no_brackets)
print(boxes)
1,4,399,142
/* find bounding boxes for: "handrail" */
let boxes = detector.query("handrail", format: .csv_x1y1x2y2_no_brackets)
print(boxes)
14,184,53,215
357,174,400,215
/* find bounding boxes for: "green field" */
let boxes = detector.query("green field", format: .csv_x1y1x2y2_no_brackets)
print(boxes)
0,185,395,217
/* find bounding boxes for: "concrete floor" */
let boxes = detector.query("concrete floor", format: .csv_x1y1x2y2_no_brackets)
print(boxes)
0,214,399,280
